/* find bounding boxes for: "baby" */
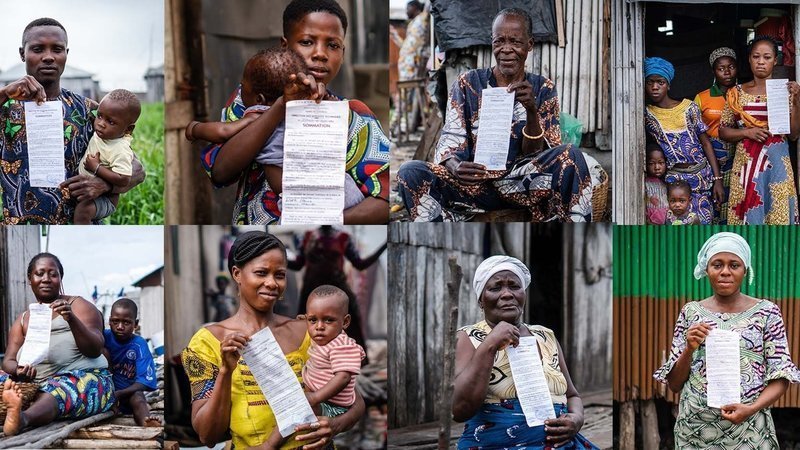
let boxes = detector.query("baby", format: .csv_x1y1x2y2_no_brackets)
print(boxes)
75,89,140,224
644,143,668,225
265,285,365,448
185,47,364,210
666,180,700,225
102,298,160,427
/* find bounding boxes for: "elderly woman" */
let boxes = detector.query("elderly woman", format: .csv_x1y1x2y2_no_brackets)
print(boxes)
719,36,800,224
453,256,598,448
396,8,593,222
1,253,113,436
654,232,800,449
182,231,364,449
694,47,738,224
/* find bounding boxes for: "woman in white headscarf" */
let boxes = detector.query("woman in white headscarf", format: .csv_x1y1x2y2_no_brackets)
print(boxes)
654,232,800,449
452,256,598,449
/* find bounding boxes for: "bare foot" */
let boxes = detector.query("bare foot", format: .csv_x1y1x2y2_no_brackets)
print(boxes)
2,379,24,436
143,416,161,427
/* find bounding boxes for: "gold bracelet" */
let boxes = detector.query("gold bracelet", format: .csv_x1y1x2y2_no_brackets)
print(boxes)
522,126,544,140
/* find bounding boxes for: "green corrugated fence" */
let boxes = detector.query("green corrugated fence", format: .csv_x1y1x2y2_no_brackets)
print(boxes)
614,225,800,300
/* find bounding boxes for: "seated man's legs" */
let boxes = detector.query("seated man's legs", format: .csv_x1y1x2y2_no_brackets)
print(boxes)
396,160,506,222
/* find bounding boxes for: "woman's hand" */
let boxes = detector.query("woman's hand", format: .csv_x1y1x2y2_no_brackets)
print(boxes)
219,332,250,373
685,322,712,352
51,299,74,323
294,417,333,449
284,73,326,103
720,403,756,425
483,321,520,351
14,364,36,382
507,80,537,114
444,158,487,185
743,127,771,143
787,81,800,103
712,180,725,206
545,413,582,447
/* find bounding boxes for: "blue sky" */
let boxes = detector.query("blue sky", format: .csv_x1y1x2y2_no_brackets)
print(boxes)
0,0,164,92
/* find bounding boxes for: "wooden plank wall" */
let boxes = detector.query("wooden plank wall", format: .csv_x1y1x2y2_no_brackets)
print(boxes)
0,226,41,348
388,223,487,428
610,0,645,224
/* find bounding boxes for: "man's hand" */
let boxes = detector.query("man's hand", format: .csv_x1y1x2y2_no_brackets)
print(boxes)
60,174,110,202
1,76,46,104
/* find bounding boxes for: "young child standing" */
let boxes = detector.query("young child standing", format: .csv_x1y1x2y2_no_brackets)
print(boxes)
103,298,159,427
75,89,140,224
185,47,364,215
666,180,700,225
644,143,668,224
264,285,365,448
644,57,724,224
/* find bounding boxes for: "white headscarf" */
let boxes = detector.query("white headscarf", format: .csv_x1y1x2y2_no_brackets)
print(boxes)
693,232,754,284
473,255,531,300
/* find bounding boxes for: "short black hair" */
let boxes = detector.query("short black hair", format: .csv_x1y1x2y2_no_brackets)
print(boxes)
493,8,532,39
307,284,349,315
283,0,348,37
112,298,138,320
104,89,142,125
227,231,287,275
748,35,779,57
645,142,664,158
667,180,691,197
22,18,67,46
407,1,424,11
27,253,64,279
244,48,307,103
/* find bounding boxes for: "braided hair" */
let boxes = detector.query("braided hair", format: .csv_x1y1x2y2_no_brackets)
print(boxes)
227,231,287,275
27,252,64,279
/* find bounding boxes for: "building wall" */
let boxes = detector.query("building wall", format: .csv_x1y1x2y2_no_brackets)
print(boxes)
614,225,800,408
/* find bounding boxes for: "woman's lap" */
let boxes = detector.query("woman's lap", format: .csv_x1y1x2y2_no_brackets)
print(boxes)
397,144,592,222
39,368,115,418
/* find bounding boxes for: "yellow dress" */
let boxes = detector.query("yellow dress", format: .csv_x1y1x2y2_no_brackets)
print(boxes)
182,327,312,449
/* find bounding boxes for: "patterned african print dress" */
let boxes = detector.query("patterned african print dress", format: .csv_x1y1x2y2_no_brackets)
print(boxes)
182,327,314,449
0,89,95,224
457,321,598,449
695,86,734,224
200,86,390,224
721,85,798,224
396,68,593,222
654,300,800,449
645,99,714,224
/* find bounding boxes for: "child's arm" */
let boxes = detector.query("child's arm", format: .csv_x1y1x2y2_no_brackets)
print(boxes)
186,114,259,143
263,165,283,194
83,153,131,187
114,382,150,401
306,371,353,406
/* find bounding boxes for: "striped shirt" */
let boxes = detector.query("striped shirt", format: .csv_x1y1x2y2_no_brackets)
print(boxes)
302,333,365,407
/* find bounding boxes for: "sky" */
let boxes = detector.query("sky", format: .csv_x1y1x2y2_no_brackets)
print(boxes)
0,0,164,92
40,226,163,302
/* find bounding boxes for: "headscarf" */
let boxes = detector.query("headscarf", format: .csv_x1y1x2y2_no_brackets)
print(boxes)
644,57,674,84
709,47,737,67
473,255,531,300
693,232,754,284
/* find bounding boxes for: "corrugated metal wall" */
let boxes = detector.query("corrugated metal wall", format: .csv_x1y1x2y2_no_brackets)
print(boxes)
614,225,800,408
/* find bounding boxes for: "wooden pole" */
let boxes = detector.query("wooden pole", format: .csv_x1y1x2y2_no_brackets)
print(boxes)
437,257,462,449
619,400,635,450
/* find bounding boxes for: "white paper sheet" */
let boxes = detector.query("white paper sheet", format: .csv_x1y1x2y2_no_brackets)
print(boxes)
241,327,317,437
18,303,52,366
506,336,557,426
766,79,791,135
24,101,65,187
705,328,741,408
473,88,515,170
281,100,348,225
